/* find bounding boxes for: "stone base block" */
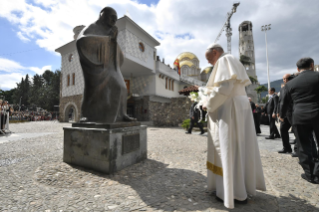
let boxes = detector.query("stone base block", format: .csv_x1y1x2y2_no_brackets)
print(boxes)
63,122,147,174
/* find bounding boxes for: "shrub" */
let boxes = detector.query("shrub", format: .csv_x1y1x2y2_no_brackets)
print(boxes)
182,119,190,129
182,118,206,129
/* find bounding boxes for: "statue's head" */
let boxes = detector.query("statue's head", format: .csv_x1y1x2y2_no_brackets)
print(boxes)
99,7,118,27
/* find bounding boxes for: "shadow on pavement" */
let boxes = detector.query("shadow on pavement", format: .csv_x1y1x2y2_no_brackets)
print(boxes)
64,159,319,211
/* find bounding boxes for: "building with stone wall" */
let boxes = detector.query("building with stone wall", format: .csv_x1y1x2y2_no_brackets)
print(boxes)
238,21,258,102
55,16,205,125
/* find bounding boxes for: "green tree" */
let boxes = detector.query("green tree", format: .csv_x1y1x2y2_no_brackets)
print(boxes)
30,74,45,109
249,76,258,84
255,85,268,103
261,96,269,104
24,74,31,105
42,70,60,111
0,88,16,104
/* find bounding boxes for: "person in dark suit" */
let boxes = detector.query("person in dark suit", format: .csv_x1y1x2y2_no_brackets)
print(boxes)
260,106,269,125
254,104,262,134
280,57,319,184
186,101,205,135
277,78,293,154
264,88,280,139
249,98,261,135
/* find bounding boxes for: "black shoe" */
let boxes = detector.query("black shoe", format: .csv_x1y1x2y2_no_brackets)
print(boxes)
289,139,296,144
291,152,298,157
265,136,275,139
200,132,205,135
275,135,281,139
301,174,319,184
185,132,191,134
235,199,248,204
278,149,292,154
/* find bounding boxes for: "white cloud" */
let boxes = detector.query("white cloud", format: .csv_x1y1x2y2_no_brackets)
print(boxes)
0,57,25,72
0,57,51,89
0,57,50,75
0,0,318,85
29,65,52,75
0,73,24,90
17,31,30,42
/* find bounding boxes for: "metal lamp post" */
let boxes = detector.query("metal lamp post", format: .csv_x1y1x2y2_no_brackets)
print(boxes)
261,24,271,91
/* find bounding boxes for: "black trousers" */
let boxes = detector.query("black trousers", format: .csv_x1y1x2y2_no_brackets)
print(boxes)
280,118,292,151
188,118,204,133
268,115,280,137
253,113,261,134
294,122,319,179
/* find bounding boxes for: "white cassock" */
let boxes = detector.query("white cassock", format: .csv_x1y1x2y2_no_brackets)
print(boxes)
199,53,266,209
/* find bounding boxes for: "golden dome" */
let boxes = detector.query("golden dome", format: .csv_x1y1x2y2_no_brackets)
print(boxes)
180,61,195,68
177,52,198,61
201,66,213,74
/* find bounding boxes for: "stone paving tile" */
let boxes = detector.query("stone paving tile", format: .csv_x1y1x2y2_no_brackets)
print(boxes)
0,122,318,211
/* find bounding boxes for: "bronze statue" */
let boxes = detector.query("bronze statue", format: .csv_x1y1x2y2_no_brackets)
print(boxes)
76,7,135,123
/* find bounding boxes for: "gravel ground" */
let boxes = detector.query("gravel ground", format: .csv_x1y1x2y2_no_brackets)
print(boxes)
0,122,318,212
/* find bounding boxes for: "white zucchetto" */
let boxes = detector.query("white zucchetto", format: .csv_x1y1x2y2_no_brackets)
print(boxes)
207,43,223,50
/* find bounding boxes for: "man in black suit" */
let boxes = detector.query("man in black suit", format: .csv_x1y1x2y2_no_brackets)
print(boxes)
277,76,293,154
280,57,319,184
186,101,205,135
249,98,261,134
264,88,280,139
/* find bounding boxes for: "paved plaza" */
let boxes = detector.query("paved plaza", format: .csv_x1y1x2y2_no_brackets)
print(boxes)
0,122,319,212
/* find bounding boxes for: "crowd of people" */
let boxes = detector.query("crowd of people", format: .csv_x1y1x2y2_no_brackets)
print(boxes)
10,111,56,121
0,100,59,135
249,58,319,184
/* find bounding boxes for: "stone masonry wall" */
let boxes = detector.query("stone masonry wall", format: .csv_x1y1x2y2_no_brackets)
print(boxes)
149,97,192,127
59,94,83,122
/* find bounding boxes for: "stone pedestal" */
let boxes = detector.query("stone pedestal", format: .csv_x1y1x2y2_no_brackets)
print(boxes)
63,122,147,174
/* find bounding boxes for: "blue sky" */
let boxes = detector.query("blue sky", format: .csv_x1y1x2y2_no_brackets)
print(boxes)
1,0,319,90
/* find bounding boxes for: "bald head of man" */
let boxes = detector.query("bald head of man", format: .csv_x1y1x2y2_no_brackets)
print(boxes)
283,74,291,84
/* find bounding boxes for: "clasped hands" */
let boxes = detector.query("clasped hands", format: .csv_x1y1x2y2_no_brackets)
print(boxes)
276,113,284,122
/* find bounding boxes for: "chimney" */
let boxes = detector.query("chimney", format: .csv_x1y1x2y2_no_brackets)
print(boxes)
73,25,86,40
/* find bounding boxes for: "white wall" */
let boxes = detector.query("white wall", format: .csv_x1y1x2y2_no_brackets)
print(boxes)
117,29,156,72
155,74,181,98
129,75,156,96
61,49,84,97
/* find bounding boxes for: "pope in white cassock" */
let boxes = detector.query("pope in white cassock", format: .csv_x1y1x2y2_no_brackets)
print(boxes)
198,43,266,209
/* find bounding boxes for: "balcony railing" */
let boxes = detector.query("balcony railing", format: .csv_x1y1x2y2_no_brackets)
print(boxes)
180,75,206,86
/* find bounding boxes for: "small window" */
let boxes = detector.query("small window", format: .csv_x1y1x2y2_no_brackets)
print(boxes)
165,78,168,89
169,79,171,90
67,74,70,86
72,73,75,85
139,42,145,52
172,80,174,91
68,54,74,62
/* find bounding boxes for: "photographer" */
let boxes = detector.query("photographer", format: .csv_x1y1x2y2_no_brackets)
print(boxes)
280,57,319,184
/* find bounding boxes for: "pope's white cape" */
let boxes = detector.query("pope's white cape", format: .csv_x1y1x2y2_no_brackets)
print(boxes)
199,53,266,209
